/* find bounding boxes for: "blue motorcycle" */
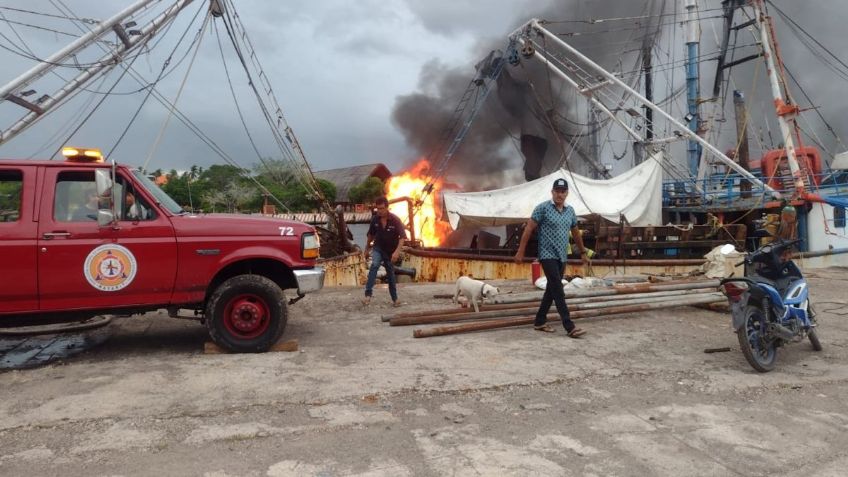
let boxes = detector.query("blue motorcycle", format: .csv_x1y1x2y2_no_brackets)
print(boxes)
719,239,822,372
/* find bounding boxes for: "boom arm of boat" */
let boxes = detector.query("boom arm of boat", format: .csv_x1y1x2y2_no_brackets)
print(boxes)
802,193,848,209
0,0,196,146
510,18,780,200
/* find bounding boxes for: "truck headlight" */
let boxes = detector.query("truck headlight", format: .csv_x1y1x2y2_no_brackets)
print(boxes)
301,232,320,259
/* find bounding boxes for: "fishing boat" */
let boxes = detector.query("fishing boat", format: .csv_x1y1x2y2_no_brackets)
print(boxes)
383,0,848,283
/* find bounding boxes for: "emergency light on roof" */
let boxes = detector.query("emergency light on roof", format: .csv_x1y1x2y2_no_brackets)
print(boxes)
62,146,104,163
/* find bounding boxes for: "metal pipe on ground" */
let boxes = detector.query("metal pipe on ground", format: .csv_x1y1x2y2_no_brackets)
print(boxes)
430,275,653,299
393,292,723,327
491,280,720,305
412,293,725,338
383,287,719,322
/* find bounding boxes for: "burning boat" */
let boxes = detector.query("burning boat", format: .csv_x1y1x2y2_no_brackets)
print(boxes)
382,1,848,284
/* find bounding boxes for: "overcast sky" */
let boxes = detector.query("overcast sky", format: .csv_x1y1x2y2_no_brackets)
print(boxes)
1,0,847,181
0,0,541,175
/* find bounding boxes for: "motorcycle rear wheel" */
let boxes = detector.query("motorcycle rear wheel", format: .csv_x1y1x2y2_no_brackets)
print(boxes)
737,305,777,372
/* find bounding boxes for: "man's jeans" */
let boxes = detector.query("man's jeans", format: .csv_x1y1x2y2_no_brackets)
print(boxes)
364,248,398,302
535,258,576,332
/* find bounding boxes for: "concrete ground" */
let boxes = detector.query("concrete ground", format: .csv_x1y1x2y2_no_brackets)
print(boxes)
1,268,847,476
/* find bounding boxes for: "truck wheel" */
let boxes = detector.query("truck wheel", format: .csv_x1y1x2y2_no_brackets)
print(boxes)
206,275,287,352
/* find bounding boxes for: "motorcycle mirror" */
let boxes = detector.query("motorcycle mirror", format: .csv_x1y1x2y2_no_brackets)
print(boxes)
719,243,736,255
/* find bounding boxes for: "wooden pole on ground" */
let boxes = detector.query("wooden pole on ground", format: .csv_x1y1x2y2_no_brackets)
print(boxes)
412,294,724,338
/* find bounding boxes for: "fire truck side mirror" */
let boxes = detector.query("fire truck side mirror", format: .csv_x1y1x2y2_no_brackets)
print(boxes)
97,209,115,227
95,169,113,198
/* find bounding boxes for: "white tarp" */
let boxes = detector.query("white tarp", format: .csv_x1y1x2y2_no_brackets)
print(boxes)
443,152,665,229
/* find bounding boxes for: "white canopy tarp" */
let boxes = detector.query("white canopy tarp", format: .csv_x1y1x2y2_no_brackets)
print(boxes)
443,152,664,229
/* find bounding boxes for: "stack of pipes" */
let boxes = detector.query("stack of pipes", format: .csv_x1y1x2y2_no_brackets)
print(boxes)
381,279,722,338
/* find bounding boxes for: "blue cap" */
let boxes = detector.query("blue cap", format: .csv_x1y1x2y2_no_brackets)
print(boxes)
552,178,568,190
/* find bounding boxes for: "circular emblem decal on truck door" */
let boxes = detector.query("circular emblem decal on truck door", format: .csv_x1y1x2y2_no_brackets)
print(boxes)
83,244,138,291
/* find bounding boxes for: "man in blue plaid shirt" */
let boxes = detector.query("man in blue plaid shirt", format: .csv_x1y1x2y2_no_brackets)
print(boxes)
514,178,589,338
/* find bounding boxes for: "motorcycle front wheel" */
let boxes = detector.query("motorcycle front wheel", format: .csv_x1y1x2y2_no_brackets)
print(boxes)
807,304,823,352
737,305,777,372
808,329,823,351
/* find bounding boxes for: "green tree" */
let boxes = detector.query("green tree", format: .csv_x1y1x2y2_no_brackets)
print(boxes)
276,179,336,212
348,176,385,204
199,164,249,191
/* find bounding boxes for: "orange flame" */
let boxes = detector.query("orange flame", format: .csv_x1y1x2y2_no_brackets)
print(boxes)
386,159,452,247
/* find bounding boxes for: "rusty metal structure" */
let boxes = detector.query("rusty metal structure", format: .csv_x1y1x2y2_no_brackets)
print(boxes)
402,247,708,283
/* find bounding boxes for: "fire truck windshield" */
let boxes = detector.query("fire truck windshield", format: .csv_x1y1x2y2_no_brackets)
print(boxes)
131,170,185,214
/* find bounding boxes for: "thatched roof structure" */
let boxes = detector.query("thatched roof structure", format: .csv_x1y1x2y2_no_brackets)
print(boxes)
314,163,391,203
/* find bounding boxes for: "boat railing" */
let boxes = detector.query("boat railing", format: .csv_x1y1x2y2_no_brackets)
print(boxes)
662,171,848,209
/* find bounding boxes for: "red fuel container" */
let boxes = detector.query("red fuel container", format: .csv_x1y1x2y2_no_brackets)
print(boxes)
531,260,541,284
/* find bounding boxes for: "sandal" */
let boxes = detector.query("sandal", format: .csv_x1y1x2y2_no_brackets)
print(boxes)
567,328,586,339
534,324,556,333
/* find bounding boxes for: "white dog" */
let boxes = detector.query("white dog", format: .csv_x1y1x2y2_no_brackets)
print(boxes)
453,276,499,313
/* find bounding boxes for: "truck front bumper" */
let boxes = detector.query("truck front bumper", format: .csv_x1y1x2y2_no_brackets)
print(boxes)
293,267,325,295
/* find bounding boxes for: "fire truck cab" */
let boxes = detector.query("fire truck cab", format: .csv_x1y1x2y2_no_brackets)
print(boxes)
0,150,324,352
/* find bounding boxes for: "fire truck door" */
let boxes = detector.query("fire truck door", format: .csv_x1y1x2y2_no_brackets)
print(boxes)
36,168,178,312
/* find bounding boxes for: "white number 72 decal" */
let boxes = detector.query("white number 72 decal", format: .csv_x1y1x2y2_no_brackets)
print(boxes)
279,226,295,236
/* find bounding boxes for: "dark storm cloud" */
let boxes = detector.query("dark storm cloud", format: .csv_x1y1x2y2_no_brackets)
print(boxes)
2,0,847,181
391,0,848,191
392,0,664,188
0,0,447,173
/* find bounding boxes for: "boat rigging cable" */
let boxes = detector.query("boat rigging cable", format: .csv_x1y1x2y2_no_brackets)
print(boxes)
216,0,330,210
0,6,207,97
8,0,288,213
0,5,98,24
765,3,847,151
47,0,299,213
209,20,292,212
0,0,198,146
46,12,179,160
105,3,209,161
529,34,694,185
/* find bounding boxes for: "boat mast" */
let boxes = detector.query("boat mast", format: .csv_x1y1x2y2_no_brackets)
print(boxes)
751,0,806,197
684,0,702,176
511,19,777,196
637,41,654,167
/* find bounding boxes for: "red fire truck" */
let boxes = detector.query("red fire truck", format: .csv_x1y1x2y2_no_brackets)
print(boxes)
0,148,324,352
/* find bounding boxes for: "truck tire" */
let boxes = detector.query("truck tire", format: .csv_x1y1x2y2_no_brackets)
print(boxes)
205,275,287,352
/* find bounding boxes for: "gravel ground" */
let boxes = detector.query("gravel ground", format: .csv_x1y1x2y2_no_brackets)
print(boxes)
1,268,847,476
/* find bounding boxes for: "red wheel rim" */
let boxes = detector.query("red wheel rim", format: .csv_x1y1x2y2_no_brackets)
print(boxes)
222,294,271,339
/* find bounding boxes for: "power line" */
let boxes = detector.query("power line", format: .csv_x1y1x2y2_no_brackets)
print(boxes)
105,2,207,159
0,16,92,38
541,7,726,25
0,5,97,24
766,0,848,77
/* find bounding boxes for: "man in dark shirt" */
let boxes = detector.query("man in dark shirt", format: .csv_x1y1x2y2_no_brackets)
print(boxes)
363,196,406,306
